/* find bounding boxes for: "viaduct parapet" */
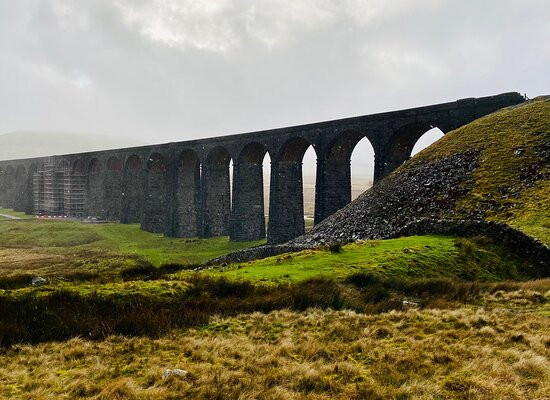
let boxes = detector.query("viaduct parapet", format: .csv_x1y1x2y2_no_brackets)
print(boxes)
0,92,525,244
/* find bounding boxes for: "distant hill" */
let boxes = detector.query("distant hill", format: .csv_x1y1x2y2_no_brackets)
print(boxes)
0,131,144,161
295,97,550,245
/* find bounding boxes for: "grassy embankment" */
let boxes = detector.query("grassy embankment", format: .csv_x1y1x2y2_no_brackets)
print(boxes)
407,98,550,245
195,235,540,284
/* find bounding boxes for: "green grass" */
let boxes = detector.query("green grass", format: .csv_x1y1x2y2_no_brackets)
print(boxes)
1,280,191,301
0,218,264,277
407,98,550,245
0,208,30,220
189,235,531,284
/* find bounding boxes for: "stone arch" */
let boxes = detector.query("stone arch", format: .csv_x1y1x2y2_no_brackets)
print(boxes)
230,142,269,241
141,153,167,233
13,165,27,212
238,142,267,164
72,159,86,175
121,155,144,224
102,156,123,220
174,149,201,237
57,160,70,171
314,131,375,223
268,137,318,244
87,158,103,218
277,137,314,162
325,131,367,161
381,121,439,178
202,146,232,237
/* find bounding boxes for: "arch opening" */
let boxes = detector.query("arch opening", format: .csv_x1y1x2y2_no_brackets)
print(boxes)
351,137,375,200
410,127,445,156
142,153,167,234
121,155,144,224
302,145,317,231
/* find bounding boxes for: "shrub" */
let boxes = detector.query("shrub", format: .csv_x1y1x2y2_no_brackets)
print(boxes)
0,274,33,290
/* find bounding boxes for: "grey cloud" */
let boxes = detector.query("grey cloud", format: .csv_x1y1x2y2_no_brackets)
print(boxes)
0,0,548,148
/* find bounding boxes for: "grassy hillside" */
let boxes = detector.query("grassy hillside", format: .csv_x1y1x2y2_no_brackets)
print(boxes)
409,97,550,243
196,235,533,283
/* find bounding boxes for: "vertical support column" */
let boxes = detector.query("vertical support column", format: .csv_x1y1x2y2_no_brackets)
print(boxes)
141,154,167,234
103,158,122,221
375,153,402,181
33,171,44,215
3,168,15,209
0,169,5,208
230,161,265,241
174,152,201,237
13,180,26,212
164,150,178,237
267,160,305,244
121,156,144,224
24,168,36,215
87,160,104,218
314,158,351,225
201,161,231,237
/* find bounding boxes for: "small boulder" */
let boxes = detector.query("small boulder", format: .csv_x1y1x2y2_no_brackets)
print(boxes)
31,276,47,286
514,148,524,157
162,369,188,379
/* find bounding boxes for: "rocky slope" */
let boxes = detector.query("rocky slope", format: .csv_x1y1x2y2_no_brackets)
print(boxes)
294,96,550,247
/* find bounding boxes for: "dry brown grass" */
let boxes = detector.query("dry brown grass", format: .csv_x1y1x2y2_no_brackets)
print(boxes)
0,288,548,399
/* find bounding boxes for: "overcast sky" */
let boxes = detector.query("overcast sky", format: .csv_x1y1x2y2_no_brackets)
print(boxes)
1,0,549,146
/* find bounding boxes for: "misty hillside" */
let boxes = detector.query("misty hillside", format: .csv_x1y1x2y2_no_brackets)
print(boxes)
0,131,144,161
294,97,550,246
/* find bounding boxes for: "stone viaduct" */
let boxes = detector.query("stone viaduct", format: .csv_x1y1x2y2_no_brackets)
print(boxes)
0,92,525,244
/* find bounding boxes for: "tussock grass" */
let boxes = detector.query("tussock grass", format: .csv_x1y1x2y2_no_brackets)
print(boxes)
2,274,548,347
0,300,548,399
